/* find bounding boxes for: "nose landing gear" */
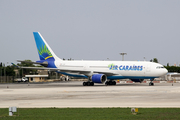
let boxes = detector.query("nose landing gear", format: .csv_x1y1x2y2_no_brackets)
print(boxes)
149,79,154,86
149,82,154,86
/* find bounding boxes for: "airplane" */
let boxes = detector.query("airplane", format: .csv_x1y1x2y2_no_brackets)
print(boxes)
17,32,168,86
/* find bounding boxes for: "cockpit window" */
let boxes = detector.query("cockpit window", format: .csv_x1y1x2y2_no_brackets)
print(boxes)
156,66,164,69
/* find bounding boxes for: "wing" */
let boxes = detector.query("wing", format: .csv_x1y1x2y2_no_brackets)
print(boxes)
18,66,119,76
17,60,120,76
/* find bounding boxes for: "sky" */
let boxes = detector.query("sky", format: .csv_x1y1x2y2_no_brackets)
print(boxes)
0,0,180,66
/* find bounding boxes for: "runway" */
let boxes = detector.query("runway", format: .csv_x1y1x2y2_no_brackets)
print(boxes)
0,81,180,108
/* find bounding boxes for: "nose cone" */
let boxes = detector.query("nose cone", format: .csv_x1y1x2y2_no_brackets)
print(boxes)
162,68,168,76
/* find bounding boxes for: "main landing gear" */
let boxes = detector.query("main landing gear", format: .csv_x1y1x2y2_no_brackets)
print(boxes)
83,82,94,86
105,81,116,85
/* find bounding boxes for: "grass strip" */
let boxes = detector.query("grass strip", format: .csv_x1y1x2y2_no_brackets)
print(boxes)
0,108,180,120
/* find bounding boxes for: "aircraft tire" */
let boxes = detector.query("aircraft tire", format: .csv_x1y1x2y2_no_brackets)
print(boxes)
90,82,94,86
87,82,91,86
83,82,86,86
113,81,116,85
109,81,112,85
105,81,109,85
149,82,154,86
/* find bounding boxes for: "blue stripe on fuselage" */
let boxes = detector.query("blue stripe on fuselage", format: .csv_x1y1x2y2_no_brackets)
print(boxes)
107,76,157,80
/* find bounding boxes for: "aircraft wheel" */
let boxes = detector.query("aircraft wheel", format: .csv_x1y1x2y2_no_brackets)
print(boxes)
105,81,109,85
149,82,154,86
91,82,94,86
83,82,86,86
87,82,91,86
113,81,116,85
109,81,112,85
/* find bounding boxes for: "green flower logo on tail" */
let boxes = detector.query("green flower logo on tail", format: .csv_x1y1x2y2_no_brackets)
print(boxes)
38,45,54,60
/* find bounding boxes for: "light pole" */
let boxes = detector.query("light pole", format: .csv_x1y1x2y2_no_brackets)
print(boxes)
4,64,6,82
4,62,9,83
120,53,127,61
0,67,2,83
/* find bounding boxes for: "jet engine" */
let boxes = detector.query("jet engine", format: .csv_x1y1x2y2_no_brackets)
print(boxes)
91,74,106,83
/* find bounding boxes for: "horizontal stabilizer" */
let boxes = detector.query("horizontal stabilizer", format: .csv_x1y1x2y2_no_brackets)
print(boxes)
17,60,48,66
11,63,20,68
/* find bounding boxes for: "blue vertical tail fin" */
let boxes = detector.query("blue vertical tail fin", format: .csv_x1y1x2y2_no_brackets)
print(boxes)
33,32,62,61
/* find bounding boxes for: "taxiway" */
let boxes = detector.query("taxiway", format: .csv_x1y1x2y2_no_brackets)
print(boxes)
0,81,180,108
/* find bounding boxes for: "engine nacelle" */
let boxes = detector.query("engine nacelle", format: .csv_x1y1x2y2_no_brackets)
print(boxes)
91,74,106,83
131,79,144,83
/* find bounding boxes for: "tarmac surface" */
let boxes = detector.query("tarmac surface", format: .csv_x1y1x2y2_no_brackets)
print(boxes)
0,81,180,108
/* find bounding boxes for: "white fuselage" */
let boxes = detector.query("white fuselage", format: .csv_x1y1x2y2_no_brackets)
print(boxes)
55,60,168,80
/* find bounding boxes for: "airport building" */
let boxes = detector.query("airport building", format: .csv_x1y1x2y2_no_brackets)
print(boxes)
25,75,48,82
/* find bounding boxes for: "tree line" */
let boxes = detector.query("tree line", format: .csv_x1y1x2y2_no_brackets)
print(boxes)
165,66,180,73
150,58,180,73
0,60,37,77
0,62,15,76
